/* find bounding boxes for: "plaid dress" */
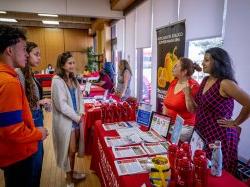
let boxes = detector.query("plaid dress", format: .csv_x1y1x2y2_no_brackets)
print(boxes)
195,77,239,174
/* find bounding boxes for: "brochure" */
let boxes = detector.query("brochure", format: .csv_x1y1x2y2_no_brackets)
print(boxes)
104,135,142,147
102,121,133,131
112,145,147,159
114,158,146,176
116,127,140,137
139,130,166,143
142,142,168,155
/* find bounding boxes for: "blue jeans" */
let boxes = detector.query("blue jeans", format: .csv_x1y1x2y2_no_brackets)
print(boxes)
31,109,44,187
2,155,34,187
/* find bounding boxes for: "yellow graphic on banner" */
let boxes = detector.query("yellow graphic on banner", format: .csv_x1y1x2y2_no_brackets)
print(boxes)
158,46,178,88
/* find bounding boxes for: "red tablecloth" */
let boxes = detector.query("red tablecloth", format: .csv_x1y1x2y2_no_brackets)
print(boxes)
89,85,105,97
84,106,102,154
80,85,105,97
83,101,136,154
34,74,54,87
90,121,247,187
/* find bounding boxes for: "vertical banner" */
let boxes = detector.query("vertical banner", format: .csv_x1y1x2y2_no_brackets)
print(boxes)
156,21,186,113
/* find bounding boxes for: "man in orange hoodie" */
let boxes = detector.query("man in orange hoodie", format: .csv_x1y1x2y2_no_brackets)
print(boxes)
0,25,48,187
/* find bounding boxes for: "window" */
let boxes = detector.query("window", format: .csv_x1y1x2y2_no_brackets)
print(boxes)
136,48,152,104
188,37,223,83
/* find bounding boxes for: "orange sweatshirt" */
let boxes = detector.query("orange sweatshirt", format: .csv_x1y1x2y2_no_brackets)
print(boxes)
0,63,42,167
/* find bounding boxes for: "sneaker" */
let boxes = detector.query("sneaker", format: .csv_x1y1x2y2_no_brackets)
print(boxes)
66,183,74,187
72,171,86,180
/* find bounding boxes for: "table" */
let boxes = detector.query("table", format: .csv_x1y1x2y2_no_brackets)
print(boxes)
34,74,54,87
83,102,136,154
90,120,247,187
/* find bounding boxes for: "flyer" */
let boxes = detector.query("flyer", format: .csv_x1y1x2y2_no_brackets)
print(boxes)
104,135,142,147
114,158,145,176
142,142,168,155
112,145,147,159
102,121,133,131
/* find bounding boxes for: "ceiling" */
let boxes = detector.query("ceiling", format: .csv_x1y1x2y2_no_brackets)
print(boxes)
0,0,140,29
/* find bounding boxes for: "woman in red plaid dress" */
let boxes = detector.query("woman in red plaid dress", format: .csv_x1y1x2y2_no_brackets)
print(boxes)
194,47,250,175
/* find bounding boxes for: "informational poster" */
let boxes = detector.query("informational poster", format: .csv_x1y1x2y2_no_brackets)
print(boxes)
156,21,186,113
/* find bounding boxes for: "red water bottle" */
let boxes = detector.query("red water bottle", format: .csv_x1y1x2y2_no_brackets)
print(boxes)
177,157,193,187
111,103,118,122
176,148,186,170
194,149,206,158
122,101,129,121
168,143,178,186
116,102,123,122
180,142,192,160
194,155,208,187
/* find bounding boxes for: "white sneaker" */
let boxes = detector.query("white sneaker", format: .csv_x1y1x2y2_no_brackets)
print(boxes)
66,183,74,187
73,171,86,180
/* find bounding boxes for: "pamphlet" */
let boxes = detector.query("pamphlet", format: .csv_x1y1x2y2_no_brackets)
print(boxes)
116,127,140,137
102,122,133,131
138,130,166,143
114,158,146,176
142,142,168,155
112,145,147,159
104,135,142,147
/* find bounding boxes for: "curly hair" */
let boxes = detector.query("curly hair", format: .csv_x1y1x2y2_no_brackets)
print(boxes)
0,24,26,54
179,57,202,76
119,59,132,75
21,42,39,109
56,52,77,86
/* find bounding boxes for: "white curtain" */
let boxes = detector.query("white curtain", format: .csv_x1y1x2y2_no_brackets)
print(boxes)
116,19,125,54
223,0,250,161
125,11,136,96
179,0,225,40
136,0,152,48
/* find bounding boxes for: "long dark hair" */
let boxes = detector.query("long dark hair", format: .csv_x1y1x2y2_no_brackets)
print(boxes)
119,59,132,75
205,47,237,83
21,41,38,109
56,51,77,86
180,57,202,76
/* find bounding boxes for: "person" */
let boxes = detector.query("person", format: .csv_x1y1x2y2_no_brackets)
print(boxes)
16,41,51,187
83,65,90,76
194,47,250,174
163,57,201,142
116,59,132,100
45,63,54,74
94,69,114,93
51,52,85,187
103,61,115,83
0,25,48,187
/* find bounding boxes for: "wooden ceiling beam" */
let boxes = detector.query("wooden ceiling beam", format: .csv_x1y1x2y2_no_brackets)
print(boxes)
110,0,136,11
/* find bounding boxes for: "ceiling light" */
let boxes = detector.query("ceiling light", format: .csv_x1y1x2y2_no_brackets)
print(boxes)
42,20,59,25
38,13,58,17
0,18,17,22
0,11,7,14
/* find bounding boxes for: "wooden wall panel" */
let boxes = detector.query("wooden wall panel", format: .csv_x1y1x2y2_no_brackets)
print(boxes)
26,27,47,71
71,52,87,74
64,29,87,51
24,27,93,73
44,28,65,69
